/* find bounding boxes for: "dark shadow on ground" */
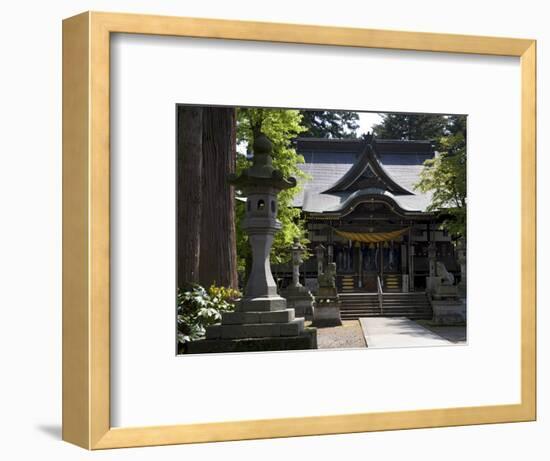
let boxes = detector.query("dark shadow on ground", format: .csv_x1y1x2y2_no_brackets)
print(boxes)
414,319,467,343
36,424,62,440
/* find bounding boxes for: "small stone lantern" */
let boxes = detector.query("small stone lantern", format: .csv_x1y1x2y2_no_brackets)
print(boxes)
290,237,305,288
426,241,438,293
315,243,326,276
283,237,314,319
456,238,467,298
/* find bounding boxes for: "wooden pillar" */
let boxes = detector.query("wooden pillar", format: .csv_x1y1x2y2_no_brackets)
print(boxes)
400,242,407,273
357,243,363,288
401,240,408,292
327,225,334,264
408,225,415,291
379,242,384,280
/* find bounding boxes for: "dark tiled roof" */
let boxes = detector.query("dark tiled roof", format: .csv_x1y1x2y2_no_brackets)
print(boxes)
294,137,435,214
296,137,434,154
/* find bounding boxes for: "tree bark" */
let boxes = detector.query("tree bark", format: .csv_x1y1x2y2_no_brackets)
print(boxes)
177,106,203,289
200,107,238,289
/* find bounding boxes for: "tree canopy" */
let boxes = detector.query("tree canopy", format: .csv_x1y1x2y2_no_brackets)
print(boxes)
372,113,450,141
415,116,467,238
235,108,310,275
299,110,359,138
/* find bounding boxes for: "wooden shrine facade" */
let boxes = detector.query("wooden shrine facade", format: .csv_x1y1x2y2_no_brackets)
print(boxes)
276,134,460,293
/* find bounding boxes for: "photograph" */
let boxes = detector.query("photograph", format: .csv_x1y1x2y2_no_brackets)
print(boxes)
176,106,467,354
1,0,540,455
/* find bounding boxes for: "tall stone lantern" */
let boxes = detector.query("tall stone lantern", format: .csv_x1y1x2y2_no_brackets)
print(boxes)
232,133,296,311
187,133,317,354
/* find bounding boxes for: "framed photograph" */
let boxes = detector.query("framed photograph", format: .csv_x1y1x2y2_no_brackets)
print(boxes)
62,11,536,449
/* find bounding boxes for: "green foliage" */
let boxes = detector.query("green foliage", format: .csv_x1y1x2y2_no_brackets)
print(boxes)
177,284,240,347
415,123,467,238
300,110,359,138
236,108,310,272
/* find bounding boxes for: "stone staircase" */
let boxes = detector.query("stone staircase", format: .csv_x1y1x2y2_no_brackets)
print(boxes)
383,273,401,293
340,275,356,293
339,292,432,320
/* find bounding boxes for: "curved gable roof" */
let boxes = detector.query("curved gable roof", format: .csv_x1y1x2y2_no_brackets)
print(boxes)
294,136,435,215
322,137,413,195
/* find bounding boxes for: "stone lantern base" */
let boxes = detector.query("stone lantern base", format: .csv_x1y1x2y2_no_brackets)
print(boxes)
312,287,342,327
186,303,318,354
282,286,315,320
431,299,466,325
186,327,317,354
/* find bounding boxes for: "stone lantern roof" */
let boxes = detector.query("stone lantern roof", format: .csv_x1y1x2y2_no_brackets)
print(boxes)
229,133,297,191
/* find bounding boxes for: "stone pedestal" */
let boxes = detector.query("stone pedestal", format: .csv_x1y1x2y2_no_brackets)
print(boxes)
284,286,315,320
206,308,305,340
427,260,458,299
427,276,459,300
425,276,439,293
186,328,317,354
312,263,342,327
432,299,466,325
313,294,342,327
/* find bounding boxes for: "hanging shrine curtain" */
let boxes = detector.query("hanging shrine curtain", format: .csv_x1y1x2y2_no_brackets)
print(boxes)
334,227,409,243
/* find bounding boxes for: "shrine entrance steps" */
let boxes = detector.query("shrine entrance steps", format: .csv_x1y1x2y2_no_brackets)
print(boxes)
382,273,401,292
339,292,432,320
338,274,403,293
340,275,355,293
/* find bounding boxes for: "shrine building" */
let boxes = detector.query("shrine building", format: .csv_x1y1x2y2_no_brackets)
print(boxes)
281,133,460,294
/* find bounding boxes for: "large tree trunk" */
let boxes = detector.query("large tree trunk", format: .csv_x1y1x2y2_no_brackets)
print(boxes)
200,107,238,289
177,106,203,289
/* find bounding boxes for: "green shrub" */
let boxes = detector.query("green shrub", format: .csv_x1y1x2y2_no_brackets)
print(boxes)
177,284,240,347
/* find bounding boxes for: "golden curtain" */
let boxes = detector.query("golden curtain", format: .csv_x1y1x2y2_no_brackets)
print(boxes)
334,227,409,243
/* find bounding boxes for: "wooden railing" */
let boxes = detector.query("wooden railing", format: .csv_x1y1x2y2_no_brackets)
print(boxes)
377,275,384,314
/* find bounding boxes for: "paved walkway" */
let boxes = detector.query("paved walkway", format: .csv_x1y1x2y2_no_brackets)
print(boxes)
359,317,453,349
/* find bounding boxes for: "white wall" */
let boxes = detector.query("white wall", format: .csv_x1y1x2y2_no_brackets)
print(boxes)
0,1,547,460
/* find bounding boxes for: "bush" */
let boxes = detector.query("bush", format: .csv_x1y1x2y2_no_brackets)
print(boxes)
177,284,240,347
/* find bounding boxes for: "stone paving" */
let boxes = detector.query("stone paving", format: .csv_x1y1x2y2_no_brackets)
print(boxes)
305,317,465,351
359,317,454,349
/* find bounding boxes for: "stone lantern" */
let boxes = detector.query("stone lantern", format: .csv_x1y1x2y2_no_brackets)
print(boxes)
456,238,467,298
283,237,315,319
290,237,305,288
426,241,438,293
232,133,296,311
313,262,342,327
315,243,326,276
187,133,317,354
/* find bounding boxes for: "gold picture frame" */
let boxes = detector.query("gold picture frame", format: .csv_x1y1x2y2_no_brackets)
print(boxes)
62,11,536,449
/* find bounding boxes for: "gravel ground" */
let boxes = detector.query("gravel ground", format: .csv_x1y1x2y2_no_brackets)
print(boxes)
308,320,367,349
